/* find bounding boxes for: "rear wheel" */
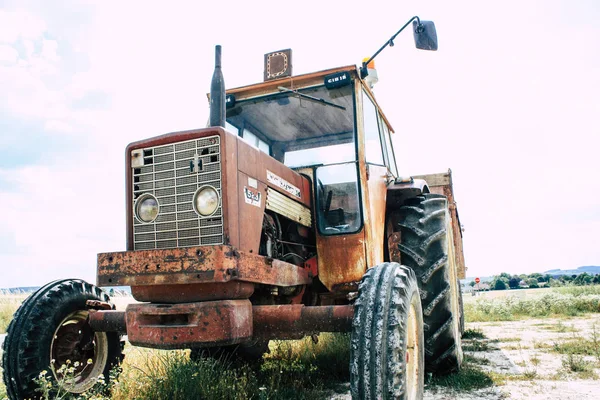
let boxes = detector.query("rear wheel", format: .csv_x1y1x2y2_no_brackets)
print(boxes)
397,194,463,374
350,262,424,400
2,279,123,400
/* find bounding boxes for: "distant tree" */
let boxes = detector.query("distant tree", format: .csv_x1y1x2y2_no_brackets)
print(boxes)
469,281,476,287
508,276,520,289
499,272,512,281
543,274,553,282
493,278,508,290
527,278,539,288
549,278,562,287
593,275,600,284
574,273,593,286
529,273,543,282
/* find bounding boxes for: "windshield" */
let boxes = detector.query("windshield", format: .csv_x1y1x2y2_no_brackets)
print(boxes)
226,84,356,167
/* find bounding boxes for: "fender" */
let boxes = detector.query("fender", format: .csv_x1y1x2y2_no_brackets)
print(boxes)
386,177,430,211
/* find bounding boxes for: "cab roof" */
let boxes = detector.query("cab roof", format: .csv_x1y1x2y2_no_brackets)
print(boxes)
208,64,395,134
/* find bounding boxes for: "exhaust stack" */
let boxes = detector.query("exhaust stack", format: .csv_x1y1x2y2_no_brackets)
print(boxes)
209,45,226,127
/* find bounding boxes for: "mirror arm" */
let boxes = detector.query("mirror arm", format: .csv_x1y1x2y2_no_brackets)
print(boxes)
360,16,422,79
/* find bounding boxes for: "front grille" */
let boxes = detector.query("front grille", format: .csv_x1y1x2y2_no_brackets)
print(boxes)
132,135,224,250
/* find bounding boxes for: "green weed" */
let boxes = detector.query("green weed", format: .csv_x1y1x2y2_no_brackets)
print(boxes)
561,353,597,380
462,328,485,339
428,364,494,391
463,340,491,352
109,333,351,400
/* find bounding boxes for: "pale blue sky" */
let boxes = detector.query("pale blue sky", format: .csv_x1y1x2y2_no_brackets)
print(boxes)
0,0,598,287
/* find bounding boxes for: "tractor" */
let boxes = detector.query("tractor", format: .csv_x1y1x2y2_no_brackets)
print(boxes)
2,16,466,400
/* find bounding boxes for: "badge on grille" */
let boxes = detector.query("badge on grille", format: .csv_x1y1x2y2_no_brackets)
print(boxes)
190,152,202,173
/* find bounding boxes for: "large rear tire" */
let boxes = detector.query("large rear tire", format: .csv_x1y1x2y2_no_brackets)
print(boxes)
397,194,463,374
2,279,123,400
350,262,424,400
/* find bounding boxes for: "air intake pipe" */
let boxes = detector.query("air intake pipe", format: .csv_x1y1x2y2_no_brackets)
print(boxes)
209,45,226,127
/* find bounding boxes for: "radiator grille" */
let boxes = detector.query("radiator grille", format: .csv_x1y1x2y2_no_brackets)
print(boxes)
132,135,223,250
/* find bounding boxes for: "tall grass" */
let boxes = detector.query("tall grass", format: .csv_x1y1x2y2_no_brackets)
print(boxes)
465,290,600,322
109,333,350,400
0,297,23,334
556,286,600,296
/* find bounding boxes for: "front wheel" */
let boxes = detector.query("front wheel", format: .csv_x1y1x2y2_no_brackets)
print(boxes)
2,279,123,400
350,263,424,400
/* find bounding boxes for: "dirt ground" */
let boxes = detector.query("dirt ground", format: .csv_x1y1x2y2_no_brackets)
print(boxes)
427,316,600,399
332,315,600,400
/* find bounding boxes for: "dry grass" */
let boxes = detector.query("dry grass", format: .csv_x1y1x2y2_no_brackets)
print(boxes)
2,333,351,400
0,295,24,334
464,287,600,322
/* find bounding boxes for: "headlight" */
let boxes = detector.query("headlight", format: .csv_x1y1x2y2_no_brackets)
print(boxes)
193,186,220,216
135,194,159,223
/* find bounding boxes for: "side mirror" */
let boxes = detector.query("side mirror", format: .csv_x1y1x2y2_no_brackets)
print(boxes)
413,20,438,51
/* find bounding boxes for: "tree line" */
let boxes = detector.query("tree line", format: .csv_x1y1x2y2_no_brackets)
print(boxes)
472,272,600,291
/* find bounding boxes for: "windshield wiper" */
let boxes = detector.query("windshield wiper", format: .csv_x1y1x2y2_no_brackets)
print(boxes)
277,87,346,110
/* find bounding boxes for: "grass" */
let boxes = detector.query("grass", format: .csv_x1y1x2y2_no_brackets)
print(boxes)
551,337,600,358
105,333,350,400
112,333,351,399
465,287,600,322
462,340,493,352
0,334,351,400
541,321,579,333
428,364,494,391
0,299,22,334
462,328,485,339
560,353,598,379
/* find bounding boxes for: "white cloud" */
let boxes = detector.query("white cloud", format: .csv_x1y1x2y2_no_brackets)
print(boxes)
0,9,46,43
44,119,73,133
40,38,59,63
0,44,18,64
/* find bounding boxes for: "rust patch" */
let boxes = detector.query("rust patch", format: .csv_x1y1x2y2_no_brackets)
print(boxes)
126,300,252,349
88,310,126,333
131,282,254,303
97,245,311,287
316,232,367,292
253,305,353,340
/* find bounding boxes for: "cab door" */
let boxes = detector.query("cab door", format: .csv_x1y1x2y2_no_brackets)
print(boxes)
361,89,398,268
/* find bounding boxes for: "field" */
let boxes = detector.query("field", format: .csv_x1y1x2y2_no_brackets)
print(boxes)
2,286,600,399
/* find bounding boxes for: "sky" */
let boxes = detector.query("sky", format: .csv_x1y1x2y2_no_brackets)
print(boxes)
0,0,598,287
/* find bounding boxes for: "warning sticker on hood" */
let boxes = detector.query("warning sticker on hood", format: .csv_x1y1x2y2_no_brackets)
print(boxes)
267,170,301,199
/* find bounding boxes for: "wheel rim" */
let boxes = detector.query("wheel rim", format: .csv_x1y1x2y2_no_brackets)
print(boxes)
50,310,108,393
405,299,420,400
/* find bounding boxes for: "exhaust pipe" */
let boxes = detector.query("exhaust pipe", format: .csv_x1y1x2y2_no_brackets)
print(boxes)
209,45,226,127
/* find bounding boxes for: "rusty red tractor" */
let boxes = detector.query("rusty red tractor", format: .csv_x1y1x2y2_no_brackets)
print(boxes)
3,16,466,400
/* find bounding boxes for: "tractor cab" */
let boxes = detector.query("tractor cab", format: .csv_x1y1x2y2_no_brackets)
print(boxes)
223,62,399,291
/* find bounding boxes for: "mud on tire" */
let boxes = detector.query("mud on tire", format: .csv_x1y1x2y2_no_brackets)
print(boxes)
350,262,424,400
2,279,123,400
397,194,463,374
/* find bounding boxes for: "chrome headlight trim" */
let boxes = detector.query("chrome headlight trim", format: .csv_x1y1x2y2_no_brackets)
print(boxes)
135,193,160,223
193,185,220,217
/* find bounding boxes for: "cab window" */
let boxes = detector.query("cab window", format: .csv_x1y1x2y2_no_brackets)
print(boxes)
379,115,398,176
242,128,271,155
362,90,385,166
